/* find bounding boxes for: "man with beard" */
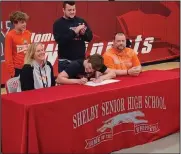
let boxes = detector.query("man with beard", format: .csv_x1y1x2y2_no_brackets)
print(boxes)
103,33,141,76
53,1,93,73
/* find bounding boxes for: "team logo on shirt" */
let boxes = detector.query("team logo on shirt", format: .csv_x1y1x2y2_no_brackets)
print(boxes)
16,44,29,53
16,39,30,53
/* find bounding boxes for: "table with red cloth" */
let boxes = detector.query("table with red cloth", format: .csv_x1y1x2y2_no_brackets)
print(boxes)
2,70,180,153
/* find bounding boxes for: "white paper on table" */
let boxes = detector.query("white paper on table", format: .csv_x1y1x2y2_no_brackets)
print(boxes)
84,79,120,87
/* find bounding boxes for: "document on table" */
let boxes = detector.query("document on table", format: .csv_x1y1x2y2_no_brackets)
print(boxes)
84,79,120,87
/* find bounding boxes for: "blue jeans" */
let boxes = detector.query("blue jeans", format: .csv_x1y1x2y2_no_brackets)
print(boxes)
58,60,71,73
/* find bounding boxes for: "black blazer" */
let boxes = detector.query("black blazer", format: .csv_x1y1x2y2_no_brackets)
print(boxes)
20,61,55,91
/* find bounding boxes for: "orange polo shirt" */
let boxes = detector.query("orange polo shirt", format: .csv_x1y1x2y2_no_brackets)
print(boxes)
103,47,141,70
5,29,31,77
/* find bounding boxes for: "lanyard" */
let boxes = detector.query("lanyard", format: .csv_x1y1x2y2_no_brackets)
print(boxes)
39,67,48,88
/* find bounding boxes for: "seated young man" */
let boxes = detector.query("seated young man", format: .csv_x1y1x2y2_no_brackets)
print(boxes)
56,54,116,85
103,32,142,76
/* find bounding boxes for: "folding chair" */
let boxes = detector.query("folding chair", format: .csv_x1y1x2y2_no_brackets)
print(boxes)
5,76,21,94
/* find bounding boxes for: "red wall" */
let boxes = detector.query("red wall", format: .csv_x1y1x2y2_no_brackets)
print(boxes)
1,1,180,84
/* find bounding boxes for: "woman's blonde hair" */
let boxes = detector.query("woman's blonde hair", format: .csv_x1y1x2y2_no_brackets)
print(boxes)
24,42,43,65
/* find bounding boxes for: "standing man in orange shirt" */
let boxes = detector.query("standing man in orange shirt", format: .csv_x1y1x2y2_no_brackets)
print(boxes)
103,33,142,76
5,11,31,77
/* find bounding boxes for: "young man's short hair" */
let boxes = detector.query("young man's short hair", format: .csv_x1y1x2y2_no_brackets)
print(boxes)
9,11,29,24
63,1,75,8
88,54,104,71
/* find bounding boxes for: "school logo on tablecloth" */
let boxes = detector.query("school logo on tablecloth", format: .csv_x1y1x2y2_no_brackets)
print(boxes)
85,110,159,149
72,96,166,149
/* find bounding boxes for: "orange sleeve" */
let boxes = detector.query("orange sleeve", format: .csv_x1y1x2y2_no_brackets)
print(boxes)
103,52,115,69
30,32,32,43
132,52,141,67
27,30,32,43
5,33,15,77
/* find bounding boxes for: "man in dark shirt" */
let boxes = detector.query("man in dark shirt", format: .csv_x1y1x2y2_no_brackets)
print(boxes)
56,54,116,85
53,1,93,73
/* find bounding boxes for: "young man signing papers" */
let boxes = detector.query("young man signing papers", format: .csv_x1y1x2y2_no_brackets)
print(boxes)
56,54,116,85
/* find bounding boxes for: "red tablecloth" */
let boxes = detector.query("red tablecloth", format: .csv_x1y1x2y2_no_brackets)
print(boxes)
2,70,180,153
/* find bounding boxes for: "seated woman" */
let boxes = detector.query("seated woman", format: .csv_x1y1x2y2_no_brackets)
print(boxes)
20,42,55,91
